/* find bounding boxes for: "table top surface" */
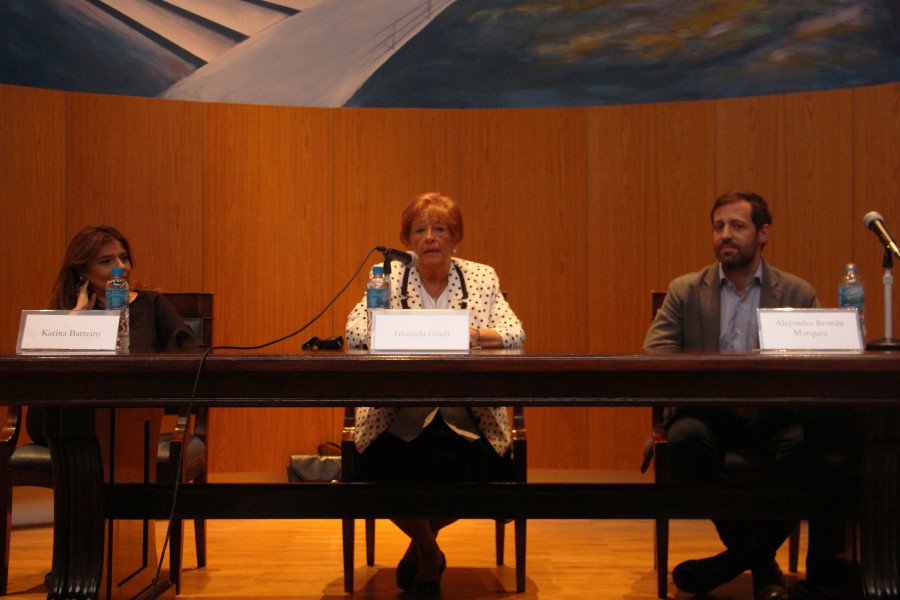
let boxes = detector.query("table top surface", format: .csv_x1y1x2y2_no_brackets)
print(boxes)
3,350,899,406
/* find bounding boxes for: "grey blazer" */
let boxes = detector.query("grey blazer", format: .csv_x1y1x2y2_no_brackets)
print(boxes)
644,260,819,351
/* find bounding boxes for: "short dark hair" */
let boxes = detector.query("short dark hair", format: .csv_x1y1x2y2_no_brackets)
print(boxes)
710,191,772,231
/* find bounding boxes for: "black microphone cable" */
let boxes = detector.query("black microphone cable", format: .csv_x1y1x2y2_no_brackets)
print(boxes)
150,247,383,596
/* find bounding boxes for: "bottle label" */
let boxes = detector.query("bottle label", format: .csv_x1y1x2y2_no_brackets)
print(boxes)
366,287,390,309
838,285,865,311
106,288,128,310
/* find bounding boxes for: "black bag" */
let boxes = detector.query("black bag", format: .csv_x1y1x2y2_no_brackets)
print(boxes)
287,442,342,482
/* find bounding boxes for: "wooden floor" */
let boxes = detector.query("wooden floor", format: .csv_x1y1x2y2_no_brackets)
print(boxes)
4,517,806,600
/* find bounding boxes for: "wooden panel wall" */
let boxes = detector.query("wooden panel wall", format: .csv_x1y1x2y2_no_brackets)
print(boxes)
65,94,206,290
458,108,593,468
0,86,66,327
853,85,900,342
332,108,463,335
585,100,717,470
715,91,855,314
1,82,898,473
204,102,335,469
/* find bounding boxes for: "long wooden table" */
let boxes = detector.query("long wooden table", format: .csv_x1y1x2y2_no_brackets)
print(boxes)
3,351,899,599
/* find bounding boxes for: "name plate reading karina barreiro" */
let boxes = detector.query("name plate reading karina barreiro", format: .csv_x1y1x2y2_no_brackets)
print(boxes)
16,310,120,354
757,308,864,353
369,309,470,353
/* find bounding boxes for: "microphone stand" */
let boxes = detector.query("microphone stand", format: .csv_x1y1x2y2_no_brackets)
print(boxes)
866,247,900,350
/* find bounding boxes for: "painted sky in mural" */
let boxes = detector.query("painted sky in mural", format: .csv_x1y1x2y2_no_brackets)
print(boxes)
1,0,899,107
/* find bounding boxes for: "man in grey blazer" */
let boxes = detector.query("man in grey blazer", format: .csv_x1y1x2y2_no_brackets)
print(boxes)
644,191,818,600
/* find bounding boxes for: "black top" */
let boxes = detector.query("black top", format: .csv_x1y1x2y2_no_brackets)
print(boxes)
129,290,199,351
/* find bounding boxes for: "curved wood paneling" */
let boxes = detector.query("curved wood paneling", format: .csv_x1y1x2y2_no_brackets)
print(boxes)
588,100,717,355
853,84,900,343
716,90,854,315
1,82,898,472
458,107,591,469
460,108,589,355
65,94,205,293
0,86,66,352
580,99,717,470
332,107,462,338
204,102,335,471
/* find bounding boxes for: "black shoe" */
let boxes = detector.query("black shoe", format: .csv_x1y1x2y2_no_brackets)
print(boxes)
396,559,417,591
413,581,441,598
752,559,787,600
412,553,446,598
672,551,745,594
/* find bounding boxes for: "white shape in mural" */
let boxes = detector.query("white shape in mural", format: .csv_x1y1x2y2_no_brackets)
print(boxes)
161,0,456,107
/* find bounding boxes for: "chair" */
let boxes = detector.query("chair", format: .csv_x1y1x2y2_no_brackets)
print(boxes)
644,290,799,599
340,406,527,593
157,292,213,594
1,405,53,595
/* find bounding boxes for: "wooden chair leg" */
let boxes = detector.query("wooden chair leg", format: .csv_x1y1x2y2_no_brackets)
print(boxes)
515,518,526,593
495,519,505,565
1,485,11,596
788,522,800,573
341,518,355,593
194,518,207,568
169,519,184,594
655,517,669,599
365,518,375,566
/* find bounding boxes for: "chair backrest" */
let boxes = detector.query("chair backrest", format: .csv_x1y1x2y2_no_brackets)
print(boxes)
163,292,214,348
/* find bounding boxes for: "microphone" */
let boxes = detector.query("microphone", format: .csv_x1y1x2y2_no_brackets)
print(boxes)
376,246,418,267
863,212,900,258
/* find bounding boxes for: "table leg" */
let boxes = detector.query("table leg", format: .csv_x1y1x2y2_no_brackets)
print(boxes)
46,407,105,600
859,406,900,599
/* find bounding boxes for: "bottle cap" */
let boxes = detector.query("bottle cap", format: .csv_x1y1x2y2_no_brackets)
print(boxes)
111,267,124,276
373,265,384,275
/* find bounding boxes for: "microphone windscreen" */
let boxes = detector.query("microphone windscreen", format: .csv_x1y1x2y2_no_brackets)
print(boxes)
406,251,418,267
864,211,883,228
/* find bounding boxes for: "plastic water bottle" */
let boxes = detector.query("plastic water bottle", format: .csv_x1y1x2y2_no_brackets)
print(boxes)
366,265,389,348
838,262,865,335
366,265,390,309
105,267,130,352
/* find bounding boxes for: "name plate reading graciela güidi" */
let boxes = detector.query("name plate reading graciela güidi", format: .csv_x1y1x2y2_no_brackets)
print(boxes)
369,309,471,353
17,310,120,354
757,308,864,353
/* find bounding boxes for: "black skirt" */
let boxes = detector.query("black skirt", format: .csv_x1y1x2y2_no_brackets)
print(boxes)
355,412,512,483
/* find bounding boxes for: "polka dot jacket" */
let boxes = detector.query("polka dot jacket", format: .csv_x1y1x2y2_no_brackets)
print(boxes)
345,258,526,455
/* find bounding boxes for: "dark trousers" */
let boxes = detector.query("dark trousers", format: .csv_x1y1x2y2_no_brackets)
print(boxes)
666,407,805,567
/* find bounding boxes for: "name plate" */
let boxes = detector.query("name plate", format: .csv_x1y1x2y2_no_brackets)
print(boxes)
370,309,470,353
757,308,864,353
16,310,120,354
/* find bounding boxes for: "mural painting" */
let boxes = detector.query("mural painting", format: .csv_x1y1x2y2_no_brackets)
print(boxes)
1,0,899,107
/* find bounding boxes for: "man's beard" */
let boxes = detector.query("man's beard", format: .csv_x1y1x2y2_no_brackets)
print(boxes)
717,245,754,270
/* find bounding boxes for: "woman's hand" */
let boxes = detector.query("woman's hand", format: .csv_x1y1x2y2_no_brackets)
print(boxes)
470,327,502,349
74,280,97,310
